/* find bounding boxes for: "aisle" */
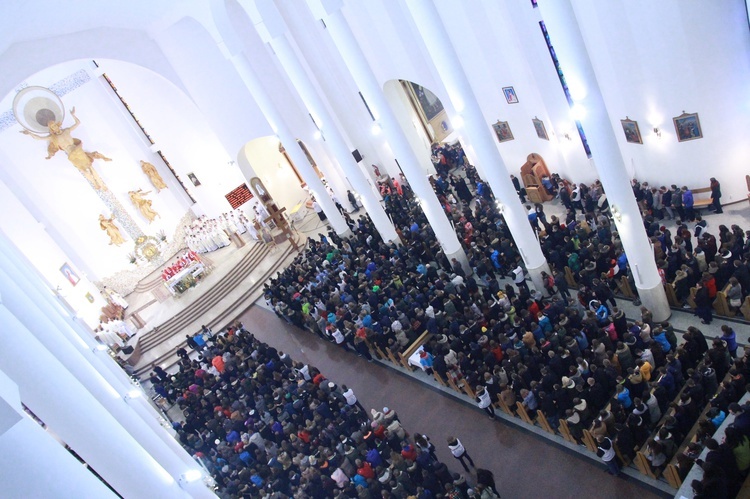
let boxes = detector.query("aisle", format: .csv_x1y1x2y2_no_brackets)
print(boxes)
239,305,668,499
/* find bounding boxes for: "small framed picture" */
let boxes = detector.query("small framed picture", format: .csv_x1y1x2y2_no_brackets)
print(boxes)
620,117,643,144
673,112,703,142
532,117,548,140
60,262,80,286
492,120,514,143
85,292,95,303
502,86,519,104
187,173,201,186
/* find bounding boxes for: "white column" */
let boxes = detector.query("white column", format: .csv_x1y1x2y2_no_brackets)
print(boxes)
405,0,550,290
250,7,400,243
0,298,190,498
0,237,215,498
230,52,352,237
0,234,211,496
307,1,469,270
0,369,118,498
538,0,670,320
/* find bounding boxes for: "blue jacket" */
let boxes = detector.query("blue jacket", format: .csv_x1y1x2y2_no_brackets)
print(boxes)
654,331,671,353
683,190,694,208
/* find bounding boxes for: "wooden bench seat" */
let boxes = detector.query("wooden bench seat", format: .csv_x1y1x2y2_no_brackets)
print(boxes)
691,186,713,209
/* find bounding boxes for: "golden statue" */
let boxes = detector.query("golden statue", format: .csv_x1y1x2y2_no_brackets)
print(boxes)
128,189,159,223
99,214,126,245
140,160,168,192
20,107,112,191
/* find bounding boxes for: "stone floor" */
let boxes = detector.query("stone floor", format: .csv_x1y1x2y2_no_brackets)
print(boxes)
239,305,669,499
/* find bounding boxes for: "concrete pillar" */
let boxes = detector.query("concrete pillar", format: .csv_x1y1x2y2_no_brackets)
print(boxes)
307,0,469,271
537,0,670,321
405,0,551,290
0,235,215,498
0,369,117,498
248,0,400,243
229,52,352,238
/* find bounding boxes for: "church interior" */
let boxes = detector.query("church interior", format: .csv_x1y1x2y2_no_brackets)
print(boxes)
0,0,749,497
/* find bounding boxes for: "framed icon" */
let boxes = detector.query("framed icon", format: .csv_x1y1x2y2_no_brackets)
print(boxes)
502,86,519,104
673,112,703,142
532,117,548,140
492,120,514,143
60,262,80,286
620,117,643,144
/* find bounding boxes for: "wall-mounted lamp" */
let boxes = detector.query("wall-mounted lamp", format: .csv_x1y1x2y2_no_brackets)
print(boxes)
653,127,661,138
451,115,464,129
313,130,322,140
371,122,382,136
563,133,572,141
495,200,505,212
611,204,622,222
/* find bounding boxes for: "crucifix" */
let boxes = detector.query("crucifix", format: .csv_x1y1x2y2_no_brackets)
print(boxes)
263,205,299,251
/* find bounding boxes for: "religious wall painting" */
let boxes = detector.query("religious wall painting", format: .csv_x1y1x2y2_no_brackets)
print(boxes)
187,173,201,186
673,112,702,142
492,120,514,143
532,117,549,140
60,262,79,286
502,86,519,104
620,117,643,144
409,82,444,121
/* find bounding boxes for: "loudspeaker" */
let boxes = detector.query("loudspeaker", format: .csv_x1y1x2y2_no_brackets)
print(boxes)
352,149,363,163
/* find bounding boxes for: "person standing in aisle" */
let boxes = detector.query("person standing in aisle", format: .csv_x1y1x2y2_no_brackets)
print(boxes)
596,435,621,476
447,436,475,472
476,385,496,420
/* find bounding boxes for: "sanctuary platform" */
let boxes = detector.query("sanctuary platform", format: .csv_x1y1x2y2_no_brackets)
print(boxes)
123,220,310,376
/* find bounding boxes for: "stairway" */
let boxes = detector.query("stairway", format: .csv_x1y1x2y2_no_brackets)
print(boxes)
133,237,299,375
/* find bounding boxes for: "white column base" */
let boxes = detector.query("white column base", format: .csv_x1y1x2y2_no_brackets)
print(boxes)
526,260,551,293
445,247,472,276
635,281,671,322
336,227,353,239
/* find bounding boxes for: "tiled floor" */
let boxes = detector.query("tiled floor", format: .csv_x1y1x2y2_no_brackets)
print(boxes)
239,305,668,499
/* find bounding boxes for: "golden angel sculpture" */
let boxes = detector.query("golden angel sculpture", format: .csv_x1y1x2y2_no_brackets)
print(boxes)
99,214,126,245
140,160,168,192
128,189,159,223
20,107,112,191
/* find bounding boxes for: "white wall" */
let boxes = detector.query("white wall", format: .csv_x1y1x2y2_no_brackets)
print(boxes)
570,0,750,201
98,59,246,217
241,136,309,211
0,61,191,281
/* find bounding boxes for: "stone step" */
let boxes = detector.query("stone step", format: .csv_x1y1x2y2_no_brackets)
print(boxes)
136,242,268,352
134,237,298,375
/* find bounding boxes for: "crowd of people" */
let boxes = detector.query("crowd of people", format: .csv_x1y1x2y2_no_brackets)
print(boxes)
150,323,501,498
185,209,269,254
258,148,750,494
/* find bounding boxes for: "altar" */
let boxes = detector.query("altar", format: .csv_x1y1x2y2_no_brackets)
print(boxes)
164,261,205,295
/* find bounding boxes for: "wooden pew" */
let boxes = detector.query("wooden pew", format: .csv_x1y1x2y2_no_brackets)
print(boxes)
617,276,635,298
495,394,515,417
662,372,733,488
558,418,578,444
665,282,680,308
536,410,555,435
515,402,534,425
398,330,431,371
714,283,735,318
691,186,713,210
